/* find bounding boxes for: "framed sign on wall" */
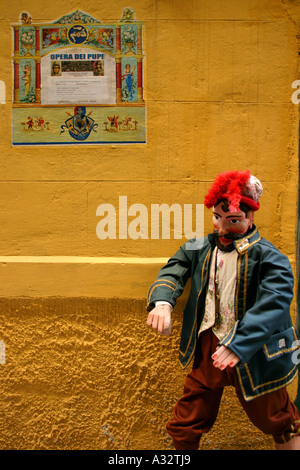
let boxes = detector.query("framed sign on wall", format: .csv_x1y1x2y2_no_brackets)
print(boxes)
11,8,146,145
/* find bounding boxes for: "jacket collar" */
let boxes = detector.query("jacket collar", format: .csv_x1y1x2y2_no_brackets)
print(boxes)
233,225,260,253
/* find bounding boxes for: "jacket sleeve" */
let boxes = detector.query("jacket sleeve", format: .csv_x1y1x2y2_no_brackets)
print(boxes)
219,246,295,364
147,243,193,311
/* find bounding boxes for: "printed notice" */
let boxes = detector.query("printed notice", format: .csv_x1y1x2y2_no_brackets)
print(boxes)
11,9,146,146
41,47,116,105
50,77,109,104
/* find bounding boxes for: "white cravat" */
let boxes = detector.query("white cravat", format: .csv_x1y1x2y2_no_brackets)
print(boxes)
199,247,238,340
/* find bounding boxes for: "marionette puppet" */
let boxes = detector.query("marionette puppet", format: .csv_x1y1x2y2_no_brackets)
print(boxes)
147,170,300,450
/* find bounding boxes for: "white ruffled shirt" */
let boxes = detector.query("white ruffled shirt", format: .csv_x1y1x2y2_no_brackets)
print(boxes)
199,247,237,339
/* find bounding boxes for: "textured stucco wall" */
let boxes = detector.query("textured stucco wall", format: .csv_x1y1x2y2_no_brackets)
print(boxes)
0,297,281,450
0,0,300,450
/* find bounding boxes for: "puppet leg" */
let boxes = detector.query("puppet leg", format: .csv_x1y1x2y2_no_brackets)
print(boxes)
166,371,223,450
167,329,226,450
235,385,300,450
275,435,300,450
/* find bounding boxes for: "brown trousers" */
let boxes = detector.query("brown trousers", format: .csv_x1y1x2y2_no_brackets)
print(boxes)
167,328,300,450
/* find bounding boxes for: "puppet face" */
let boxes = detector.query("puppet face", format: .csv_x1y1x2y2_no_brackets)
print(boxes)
212,201,253,249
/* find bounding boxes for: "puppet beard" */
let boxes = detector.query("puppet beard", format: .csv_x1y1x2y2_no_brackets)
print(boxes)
213,230,247,252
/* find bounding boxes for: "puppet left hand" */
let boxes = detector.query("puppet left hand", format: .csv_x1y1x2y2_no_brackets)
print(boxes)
211,345,240,370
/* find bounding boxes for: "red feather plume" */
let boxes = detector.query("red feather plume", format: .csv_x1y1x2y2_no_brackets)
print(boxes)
204,170,251,212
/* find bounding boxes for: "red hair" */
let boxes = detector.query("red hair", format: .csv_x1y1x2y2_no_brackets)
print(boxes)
204,170,260,212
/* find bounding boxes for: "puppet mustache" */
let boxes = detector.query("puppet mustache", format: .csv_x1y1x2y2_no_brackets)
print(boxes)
213,230,244,241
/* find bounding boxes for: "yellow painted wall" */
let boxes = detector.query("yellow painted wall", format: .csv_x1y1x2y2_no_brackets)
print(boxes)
0,0,300,450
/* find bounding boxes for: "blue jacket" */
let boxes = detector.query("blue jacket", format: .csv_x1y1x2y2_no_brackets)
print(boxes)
147,226,299,401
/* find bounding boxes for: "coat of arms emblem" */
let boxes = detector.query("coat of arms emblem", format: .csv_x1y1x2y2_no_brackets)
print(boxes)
60,106,98,141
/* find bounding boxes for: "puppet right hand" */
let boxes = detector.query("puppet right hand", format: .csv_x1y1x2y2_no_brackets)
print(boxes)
147,304,171,336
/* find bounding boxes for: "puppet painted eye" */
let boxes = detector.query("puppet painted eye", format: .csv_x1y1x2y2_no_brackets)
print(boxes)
229,219,241,224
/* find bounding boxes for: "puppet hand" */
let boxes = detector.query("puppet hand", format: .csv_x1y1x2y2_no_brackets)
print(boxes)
147,304,171,336
211,345,240,370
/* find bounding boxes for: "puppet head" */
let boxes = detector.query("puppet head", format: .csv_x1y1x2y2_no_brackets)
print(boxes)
204,171,263,251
